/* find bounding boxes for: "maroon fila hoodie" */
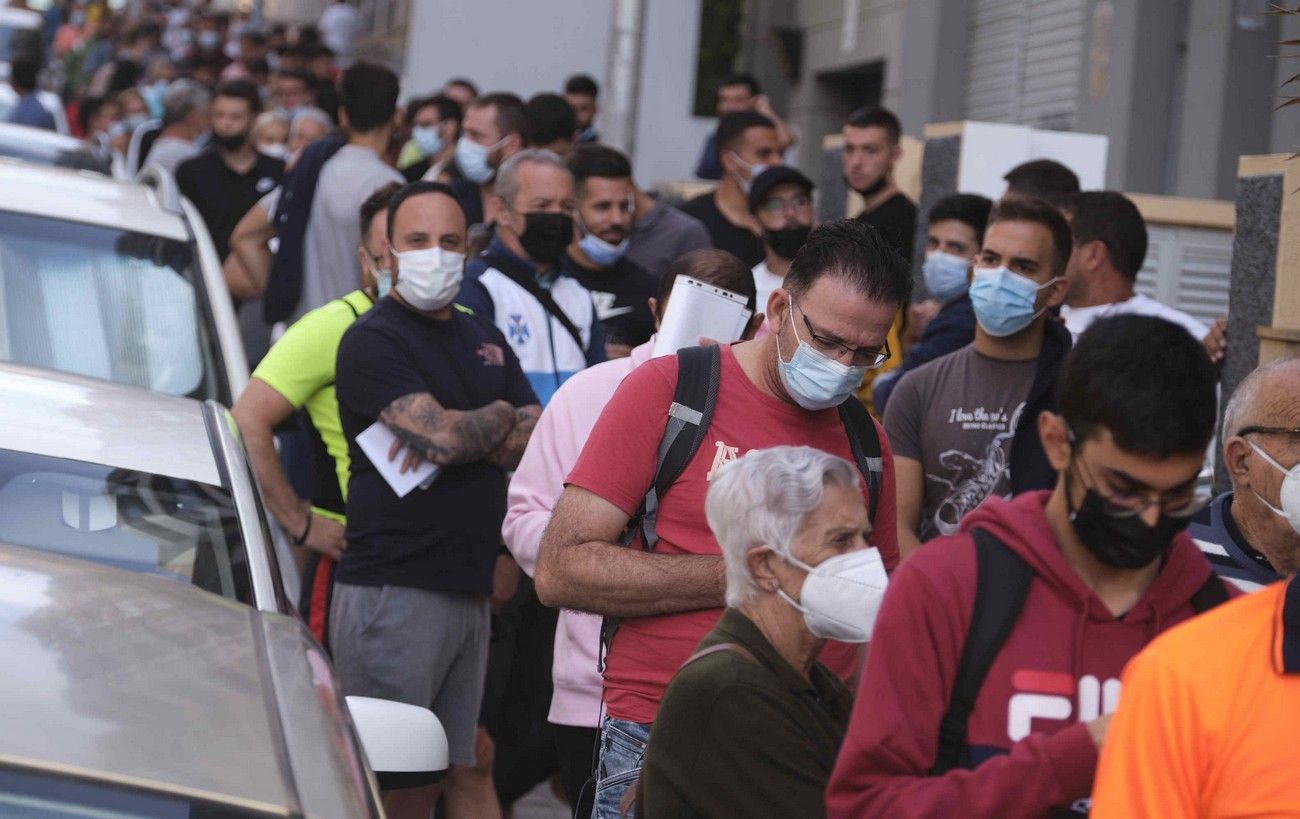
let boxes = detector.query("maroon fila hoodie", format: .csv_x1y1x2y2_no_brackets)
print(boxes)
826,490,1227,818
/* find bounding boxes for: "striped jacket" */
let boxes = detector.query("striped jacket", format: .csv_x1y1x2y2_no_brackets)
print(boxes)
1189,492,1282,593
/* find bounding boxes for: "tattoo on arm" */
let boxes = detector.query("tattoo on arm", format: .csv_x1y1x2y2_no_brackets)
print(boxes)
487,405,541,470
380,393,516,467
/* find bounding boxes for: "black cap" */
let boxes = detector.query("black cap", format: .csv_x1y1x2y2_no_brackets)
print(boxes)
747,166,815,214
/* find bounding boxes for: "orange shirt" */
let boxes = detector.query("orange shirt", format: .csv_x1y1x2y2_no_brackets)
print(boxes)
1092,578,1300,818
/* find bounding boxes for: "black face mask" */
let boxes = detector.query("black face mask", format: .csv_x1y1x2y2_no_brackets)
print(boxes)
1068,479,1192,570
764,225,811,260
846,173,888,199
518,212,574,265
212,131,249,152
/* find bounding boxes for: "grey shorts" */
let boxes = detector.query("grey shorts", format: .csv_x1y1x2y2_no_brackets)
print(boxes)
329,583,490,767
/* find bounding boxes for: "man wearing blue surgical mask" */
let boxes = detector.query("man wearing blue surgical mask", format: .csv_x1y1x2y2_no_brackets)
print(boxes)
563,144,658,358
873,192,991,413
400,94,462,183
883,196,1072,557
451,92,526,228
680,111,782,266
536,219,907,819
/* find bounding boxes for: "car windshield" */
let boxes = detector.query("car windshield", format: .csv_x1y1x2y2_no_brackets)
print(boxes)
0,766,266,818
0,449,253,605
0,211,222,400
0,133,113,175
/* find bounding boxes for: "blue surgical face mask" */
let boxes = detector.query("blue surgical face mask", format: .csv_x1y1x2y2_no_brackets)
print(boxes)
456,135,505,185
776,299,869,411
411,125,443,158
922,250,971,304
197,31,221,51
969,266,1058,338
579,232,629,266
727,150,770,195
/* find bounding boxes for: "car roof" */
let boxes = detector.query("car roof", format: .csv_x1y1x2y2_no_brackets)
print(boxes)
0,543,294,812
0,363,221,486
0,158,187,240
0,122,112,175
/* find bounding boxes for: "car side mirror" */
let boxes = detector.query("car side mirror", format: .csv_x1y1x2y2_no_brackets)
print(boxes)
346,696,449,787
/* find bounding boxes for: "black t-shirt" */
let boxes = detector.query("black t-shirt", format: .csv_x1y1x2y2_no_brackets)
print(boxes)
856,192,917,263
334,298,538,594
679,192,763,266
563,252,658,348
175,149,284,260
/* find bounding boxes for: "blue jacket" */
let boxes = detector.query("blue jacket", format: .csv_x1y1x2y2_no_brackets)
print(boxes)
1189,492,1283,592
874,294,975,414
459,238,604,406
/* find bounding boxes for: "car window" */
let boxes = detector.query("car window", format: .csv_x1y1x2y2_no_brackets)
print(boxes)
0,449,254,606
0,766,264,818
0,211,221,400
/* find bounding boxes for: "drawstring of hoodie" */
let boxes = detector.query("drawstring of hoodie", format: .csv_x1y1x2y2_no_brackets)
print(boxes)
1071,597,1090,682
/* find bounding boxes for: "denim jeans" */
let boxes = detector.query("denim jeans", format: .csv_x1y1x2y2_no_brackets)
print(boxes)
591,716,651,819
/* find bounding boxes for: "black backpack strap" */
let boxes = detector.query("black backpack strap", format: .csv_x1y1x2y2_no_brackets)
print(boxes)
598,345,722,673
483,251,587,354
837,396,883,526
1189,573,1230,613
930,528,1034,775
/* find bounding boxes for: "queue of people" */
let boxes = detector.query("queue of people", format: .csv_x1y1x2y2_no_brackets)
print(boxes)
11,4,1298,818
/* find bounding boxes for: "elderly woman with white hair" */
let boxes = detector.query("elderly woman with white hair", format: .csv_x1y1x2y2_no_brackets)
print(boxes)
639,445,889,818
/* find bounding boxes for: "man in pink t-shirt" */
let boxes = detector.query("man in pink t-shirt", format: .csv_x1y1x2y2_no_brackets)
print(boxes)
502,249,762,813
536,219,911,819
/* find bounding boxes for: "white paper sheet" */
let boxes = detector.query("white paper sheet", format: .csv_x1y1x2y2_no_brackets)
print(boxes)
652,275,753,358
355,421,440,498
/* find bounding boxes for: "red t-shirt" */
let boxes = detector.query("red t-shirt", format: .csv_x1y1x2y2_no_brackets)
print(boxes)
566,344,899,724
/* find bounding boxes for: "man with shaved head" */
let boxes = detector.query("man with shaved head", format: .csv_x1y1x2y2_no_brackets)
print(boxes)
1189,357,1300,590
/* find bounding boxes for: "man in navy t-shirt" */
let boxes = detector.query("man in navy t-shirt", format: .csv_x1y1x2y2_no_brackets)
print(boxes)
331,181,540,816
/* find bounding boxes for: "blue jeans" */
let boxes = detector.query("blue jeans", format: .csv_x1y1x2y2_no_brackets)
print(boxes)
592,716,651,819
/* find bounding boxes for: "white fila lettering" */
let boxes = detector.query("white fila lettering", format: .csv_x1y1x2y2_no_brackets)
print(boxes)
1006,671,1121,742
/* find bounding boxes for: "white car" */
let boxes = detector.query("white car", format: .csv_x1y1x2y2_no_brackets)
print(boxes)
0,362,293,609
0,120,121,176
0,541,448,818
0,158,248,404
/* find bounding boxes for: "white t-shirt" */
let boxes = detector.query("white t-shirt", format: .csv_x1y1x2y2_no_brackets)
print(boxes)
751,259,784,314
1061,294,1209,341
319,3,363,56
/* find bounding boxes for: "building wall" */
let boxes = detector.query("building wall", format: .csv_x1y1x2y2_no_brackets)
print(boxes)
397,0,713,187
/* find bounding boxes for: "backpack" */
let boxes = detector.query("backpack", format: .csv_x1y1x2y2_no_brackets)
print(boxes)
262,134,349,323
929,527,1232,775
598,343,885,670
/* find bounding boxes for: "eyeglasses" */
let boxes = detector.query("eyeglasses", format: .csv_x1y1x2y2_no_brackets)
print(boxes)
792,299,891,369
1072,456,1208,520
758,195,813,216
1238,426,1300,437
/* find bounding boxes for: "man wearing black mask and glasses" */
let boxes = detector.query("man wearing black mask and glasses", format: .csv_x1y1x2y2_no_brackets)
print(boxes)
459,149,605,407
829,314,1233,818
747,166,816,313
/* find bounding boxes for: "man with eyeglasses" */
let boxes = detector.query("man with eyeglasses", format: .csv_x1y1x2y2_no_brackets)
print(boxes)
884,196,1074,557
747,166,816,312
536,219,907,819
1090,357,1300,818
1187,358,1300,590
829,314,1233,818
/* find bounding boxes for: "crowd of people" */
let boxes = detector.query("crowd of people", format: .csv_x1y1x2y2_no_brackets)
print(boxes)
8,2,1300,818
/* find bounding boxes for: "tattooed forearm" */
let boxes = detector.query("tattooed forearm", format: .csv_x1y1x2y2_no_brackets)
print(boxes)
380,393,517,467
487,405,541,470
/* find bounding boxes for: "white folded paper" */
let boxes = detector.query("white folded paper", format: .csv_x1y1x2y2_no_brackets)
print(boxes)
652,275,753,358
356,421,440,498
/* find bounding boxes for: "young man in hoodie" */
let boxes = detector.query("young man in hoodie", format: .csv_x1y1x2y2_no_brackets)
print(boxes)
884,196,1073,557
827,314,1229,818
501,249,760,813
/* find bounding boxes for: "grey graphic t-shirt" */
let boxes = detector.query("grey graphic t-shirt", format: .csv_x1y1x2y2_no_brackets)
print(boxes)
883,345,1038,541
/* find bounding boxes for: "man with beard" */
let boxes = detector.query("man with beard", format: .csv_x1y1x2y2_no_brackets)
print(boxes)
747,166,815,312
842,106,916,263
176,79,284,265
563,144,658,358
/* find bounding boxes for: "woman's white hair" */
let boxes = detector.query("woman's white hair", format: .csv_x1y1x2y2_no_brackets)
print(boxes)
705,446,860,608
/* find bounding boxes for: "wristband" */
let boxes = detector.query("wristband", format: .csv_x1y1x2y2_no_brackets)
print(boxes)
293,511,313,545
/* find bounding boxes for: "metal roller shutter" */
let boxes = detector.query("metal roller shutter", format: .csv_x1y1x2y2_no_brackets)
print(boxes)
965,0,1087,131
1135,225,1234,328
